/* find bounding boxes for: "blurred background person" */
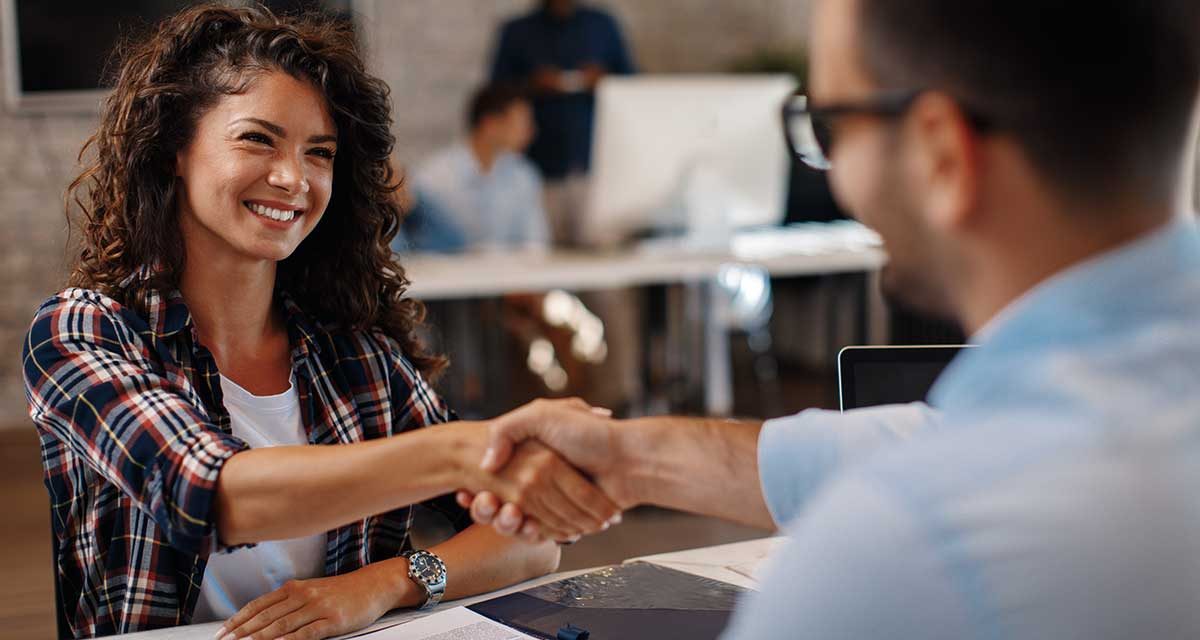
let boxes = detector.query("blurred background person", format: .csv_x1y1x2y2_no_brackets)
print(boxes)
489,0,634,246
406,83,549,254
487,1,641,414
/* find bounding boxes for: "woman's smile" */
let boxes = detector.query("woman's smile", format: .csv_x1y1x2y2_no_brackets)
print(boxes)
244,199,305,225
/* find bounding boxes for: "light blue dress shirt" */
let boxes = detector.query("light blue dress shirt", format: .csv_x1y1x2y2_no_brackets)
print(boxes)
413,142,550,251
728,219,1200,639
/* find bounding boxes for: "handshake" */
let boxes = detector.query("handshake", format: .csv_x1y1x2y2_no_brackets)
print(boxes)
451,398,641,543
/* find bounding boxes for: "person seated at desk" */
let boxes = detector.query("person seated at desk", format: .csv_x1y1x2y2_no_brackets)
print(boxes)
21,6,618,639
462,0,1200,637
407,83,549,253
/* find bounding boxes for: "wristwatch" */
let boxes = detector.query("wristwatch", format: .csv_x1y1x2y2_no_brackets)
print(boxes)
403,549,447,610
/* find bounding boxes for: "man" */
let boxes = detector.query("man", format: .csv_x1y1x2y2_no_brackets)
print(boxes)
464,0,1200,636
487,1,642,412
406,83,549,252
489,0,635,245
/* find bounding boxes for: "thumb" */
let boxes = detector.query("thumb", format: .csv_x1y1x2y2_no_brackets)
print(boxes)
480,415,523,472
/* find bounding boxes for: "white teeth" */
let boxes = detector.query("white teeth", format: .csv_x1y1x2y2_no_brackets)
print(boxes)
246,202,297,222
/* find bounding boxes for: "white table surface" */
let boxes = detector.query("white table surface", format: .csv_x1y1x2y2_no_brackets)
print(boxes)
402,224,886,300
113,537,785,639
401,224,886,416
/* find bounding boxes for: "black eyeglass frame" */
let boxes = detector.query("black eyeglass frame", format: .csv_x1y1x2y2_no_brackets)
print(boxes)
781,89,992,170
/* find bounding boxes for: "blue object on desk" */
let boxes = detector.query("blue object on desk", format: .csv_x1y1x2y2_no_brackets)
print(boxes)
557,624,590,640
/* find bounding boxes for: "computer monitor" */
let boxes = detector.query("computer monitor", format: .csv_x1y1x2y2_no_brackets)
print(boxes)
837,345,972,410
580,75,797,246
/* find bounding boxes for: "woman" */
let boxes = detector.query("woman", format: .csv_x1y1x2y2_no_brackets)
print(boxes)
21,5,618,639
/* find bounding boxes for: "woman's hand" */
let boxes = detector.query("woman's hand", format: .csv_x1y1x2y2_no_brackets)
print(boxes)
217,562,411,640
467,439,621,542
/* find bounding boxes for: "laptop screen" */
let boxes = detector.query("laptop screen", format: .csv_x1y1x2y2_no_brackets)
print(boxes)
837,346,969,410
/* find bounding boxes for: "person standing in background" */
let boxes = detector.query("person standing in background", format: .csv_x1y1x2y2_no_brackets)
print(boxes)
489,0,634,245
489,1,641,414
409,84,549,253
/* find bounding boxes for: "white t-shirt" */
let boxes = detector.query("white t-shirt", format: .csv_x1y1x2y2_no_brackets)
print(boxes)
192,374,326,623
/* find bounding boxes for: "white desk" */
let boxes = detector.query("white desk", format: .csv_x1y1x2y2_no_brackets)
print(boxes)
403,228,886,300
113,537,785,640
403,223,886,415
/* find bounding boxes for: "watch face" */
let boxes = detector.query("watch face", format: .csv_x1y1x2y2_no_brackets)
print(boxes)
410,553,445,584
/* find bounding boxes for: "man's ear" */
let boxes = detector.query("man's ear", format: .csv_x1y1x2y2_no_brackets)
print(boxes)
904,92,982,233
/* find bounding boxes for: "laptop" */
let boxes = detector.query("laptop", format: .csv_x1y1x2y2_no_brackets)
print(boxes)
837,345,972,410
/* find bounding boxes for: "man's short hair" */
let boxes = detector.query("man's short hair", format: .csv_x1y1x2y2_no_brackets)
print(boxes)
855,0,1200,203
466,83,529,131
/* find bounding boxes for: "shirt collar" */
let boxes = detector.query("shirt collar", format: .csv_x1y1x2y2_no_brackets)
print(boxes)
930,217,1200,410
537,6,578,24
124,265,323,356
456,140,514,180
279,291,323,358
455,141,485,179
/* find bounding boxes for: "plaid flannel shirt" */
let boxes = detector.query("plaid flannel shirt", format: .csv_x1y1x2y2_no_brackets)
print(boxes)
22,281,468,638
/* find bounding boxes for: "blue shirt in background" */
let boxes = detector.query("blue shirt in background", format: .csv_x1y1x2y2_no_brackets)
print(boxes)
411,142,549,252
489,5,635,179
730,218,1200,639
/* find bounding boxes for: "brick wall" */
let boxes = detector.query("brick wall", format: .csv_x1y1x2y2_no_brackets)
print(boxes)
366,0,812,167
0,12,98,427
0,0,814,428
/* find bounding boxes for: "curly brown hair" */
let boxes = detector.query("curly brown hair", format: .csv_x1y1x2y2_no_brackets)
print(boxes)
66,3,445,378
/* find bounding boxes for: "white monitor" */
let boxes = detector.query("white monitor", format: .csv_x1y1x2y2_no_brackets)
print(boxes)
581,74,797,246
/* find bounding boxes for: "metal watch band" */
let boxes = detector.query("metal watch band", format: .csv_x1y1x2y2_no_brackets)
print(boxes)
403,549,447,610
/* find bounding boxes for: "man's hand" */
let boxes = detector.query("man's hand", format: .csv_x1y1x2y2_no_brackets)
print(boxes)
217,563,400,640
580,62,607,90
462,398,637,541
469,439,620,541
530,65,564,93
481,399,630,497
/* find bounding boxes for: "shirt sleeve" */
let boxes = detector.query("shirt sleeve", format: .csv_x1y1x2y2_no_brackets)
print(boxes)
21,294,248,555
386,343,472,533
722,473,973,640
602,13,635,74
488,21,522,82
757,402,941,526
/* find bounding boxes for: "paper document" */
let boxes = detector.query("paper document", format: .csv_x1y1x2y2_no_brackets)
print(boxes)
625,536,788,590
343,607,535,640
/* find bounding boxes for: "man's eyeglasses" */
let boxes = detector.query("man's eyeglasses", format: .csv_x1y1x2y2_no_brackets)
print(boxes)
781,90,991,171
780,90,921,171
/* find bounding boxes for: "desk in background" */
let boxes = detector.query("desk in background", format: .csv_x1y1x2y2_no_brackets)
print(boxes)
403,222,887,416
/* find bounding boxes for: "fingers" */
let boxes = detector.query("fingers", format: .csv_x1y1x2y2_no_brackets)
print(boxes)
481,423,518,473
455,490,474,510
520,520,546,544
563,397,592,412
226,598,305,639
488,502,549,544
520,483,586,540
553,465,622,529
277,618,334,640
564,397,612,417
468,492,501,525
494,502,526,536
220,588,290,638
482,438,618,539
536,467,613,536
482,397,606,472
241,607,319,640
